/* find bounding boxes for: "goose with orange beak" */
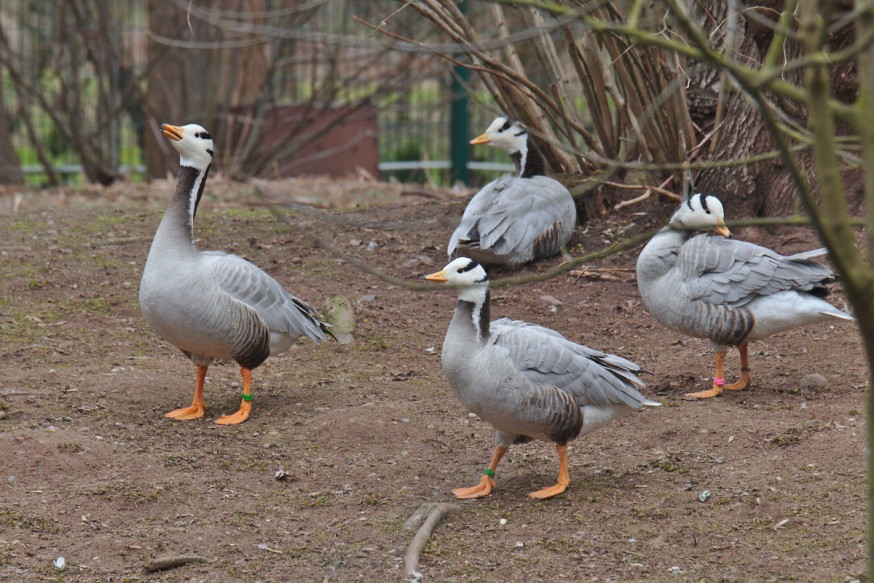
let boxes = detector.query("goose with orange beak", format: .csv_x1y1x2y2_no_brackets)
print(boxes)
448,116,576,268
636,193,854,399
140,123,331,425
425,257,659,499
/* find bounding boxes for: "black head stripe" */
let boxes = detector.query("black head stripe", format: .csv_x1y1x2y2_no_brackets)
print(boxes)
700,194,711,214
499,119,512,132
686,197,694,211
201,131,212,140
459,260,481,273
513,129,526,137
206,148,214,157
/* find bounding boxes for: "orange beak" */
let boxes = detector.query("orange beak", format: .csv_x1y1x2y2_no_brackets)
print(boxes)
714,221,731,238
424,269,448,282
470,132,490,145
161,124,183,141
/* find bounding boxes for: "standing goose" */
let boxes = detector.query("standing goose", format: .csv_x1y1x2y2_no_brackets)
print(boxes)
636,193,854,400
448,117,576,268
425,257,659,499
140,123,330,425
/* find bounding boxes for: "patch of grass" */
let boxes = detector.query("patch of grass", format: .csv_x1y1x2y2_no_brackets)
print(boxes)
770,428,802,447
0,509,59,533
83,297,110,312
650,458,686,474
219,456,269,473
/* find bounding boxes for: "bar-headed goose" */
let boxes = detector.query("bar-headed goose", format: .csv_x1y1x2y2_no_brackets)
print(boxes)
448,117,576,268
425,257,659,499
139,123,331,425
636,193,854,399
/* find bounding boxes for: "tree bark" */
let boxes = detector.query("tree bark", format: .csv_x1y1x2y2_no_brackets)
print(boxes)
0,87,22,185
145,0,268,179
694,1,858,217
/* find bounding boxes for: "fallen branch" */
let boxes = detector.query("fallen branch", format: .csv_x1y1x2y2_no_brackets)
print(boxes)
612,176,679,211
404,503,459,579
144,554,207,573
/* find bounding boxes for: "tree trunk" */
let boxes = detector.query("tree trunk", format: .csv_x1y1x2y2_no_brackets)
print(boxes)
0,87,22,185
145,0,268,179
694,1,858,218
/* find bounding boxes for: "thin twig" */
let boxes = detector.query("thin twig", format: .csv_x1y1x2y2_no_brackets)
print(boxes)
144,554,206,573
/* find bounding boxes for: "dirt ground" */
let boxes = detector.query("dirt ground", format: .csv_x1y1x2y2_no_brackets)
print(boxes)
0,177,867,582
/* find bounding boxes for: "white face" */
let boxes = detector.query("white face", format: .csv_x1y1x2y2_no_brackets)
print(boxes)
162,123,214,170
471,116,528,153
425,257,489,303
670,193,730,236
436,257,488,285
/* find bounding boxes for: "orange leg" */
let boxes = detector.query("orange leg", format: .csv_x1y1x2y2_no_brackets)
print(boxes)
216,367,254,425
684,351,728,400
453,446,507,499
724,342,752,391
528,444,571,499
165,364,207,420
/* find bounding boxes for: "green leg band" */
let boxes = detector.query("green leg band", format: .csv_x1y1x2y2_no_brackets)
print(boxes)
482,468,495,478
241,392,253,402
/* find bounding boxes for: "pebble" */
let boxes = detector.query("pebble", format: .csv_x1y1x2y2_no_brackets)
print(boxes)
53,557,65,570
499,518,508,526
698,490,711,503
800,373,828,391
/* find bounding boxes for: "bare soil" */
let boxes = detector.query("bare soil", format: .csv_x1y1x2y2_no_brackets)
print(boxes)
0,178,867,582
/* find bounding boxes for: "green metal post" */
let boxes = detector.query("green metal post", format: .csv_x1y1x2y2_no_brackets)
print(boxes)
450,1,470,185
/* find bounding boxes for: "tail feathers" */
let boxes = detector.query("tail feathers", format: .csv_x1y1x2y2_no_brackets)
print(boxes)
822,309,855,322
788,248,828,260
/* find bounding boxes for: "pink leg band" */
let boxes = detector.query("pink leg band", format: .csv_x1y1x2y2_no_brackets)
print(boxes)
713,377,725,386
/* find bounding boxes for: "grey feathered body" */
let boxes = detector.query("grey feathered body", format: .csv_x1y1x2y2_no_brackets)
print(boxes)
448,175,576,268
636,229,852,349
441,299,657,449
140,166,328,369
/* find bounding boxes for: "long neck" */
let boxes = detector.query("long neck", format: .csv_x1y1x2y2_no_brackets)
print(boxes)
152,164,210,253
450,289,490,344
510,138,546,179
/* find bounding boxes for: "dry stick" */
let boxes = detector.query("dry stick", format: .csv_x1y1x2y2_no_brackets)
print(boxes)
144,554,206,573
612,176,679,211
404,503,459,578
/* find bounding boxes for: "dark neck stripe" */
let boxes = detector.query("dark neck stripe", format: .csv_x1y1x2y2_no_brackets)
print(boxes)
520,138,545,178
193,164,211,219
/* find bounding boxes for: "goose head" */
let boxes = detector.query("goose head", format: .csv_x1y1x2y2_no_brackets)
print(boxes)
670,193,731,238
470,116,528,155
162,123,214,171
425,257,489,304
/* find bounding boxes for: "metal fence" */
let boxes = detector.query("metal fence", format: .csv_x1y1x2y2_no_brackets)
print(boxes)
0,0,513,188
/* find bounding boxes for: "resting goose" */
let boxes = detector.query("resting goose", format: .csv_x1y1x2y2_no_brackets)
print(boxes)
139,123,330,425
425,257,659,499
448,117,576,268
636,193,854,399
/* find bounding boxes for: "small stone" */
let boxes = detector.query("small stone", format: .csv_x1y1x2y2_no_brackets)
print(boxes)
540,294,563,306
53,557,65,570
800,373,828,391
275,470,287,481
698,490,711,503
515,541,524,548
668,565,683,575
499,518,508,526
